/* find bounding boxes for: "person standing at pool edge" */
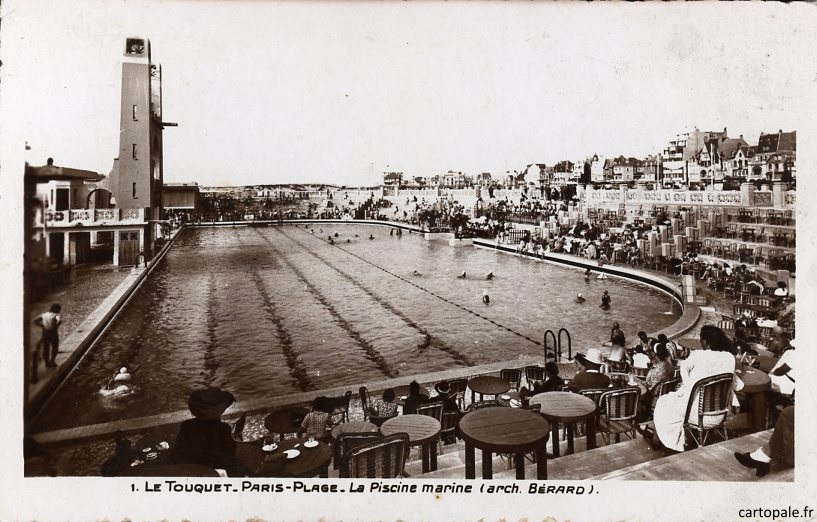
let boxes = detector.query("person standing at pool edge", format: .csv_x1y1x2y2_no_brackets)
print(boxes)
33,303,62,369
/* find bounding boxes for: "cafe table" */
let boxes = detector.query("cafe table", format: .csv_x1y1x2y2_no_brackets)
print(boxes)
392,385,430,406
250,437,332,478
264,406,310,441
737,365,772,431
529,392,598,458
459,407,549,480
330,420,378,469
468,376,511,403
380,414,441,474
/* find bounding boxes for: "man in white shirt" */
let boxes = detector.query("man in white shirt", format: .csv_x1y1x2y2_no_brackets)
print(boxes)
33,303,62,369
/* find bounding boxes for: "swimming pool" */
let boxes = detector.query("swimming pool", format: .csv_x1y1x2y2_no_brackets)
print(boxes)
34,224,680,431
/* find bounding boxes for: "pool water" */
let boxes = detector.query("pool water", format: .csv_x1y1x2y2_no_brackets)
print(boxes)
34,224,680,431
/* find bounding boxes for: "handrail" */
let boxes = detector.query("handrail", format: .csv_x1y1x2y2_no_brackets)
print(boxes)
543,330,558,361
558,327,572,361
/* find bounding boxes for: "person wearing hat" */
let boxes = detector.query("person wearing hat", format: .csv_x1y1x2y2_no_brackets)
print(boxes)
429,381,460,414
171,387,247,476
524,362,564,396
571,348,611,391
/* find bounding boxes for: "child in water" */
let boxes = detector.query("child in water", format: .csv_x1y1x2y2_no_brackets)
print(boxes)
600,290,611,309
482,290,490,304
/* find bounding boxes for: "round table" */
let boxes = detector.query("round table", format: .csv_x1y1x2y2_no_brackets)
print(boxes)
252,437,332,478
459,407,549,479
264,406,310,440
737,365,771,431
380,414,441,474
677,338,701,351
392,385,430,406
468,376,510,403
330,421,378,470
530,392,598,457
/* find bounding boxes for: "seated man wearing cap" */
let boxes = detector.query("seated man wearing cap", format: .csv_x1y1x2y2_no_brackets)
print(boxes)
524,362,564,396
172,387,247,476
429,381,460,414
570,349,611,391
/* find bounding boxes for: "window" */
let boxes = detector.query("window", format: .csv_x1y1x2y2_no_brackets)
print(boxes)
132,105,138,121
132,182,138,199
132,144,138,160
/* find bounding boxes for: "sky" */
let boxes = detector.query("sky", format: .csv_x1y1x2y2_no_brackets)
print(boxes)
3,1,817,187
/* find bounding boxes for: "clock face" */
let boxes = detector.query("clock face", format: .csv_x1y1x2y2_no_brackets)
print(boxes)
126,38,145,55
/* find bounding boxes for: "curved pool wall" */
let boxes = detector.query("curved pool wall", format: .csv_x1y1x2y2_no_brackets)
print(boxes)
32,219,696,439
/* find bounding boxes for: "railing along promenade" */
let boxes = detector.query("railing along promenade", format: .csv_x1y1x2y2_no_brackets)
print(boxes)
272,184,794,210
40,208,146,228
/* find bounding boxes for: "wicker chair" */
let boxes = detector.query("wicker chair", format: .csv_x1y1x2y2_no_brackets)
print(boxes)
339,433,410,478
416,402,444,422
359,386,371,421
597,387,640,445
336,431,382,470
439,411,459,454
524,365,546,387
649,378,680,415
683,373,733,448
328,390,352,424
500,368,523,391
369,413,398,427
606,359,631,374
447,378,468,410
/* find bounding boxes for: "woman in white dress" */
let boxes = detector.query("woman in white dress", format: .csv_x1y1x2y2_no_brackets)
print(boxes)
648,325,736,452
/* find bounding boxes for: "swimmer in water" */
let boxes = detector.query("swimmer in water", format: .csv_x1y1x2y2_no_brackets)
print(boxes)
346,239,351,243
101,366,133,395
584,268,591,282
390,229,394,236
355,234,359,237
600,290,611,309
575,293,585,303
457,271,467,279
486,272,494,280
413,270,422,276
369,234,374,240
334,232,339,237
482,290,490,304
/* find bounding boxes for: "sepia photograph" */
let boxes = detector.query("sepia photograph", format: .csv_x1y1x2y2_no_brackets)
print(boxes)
1,1,816,520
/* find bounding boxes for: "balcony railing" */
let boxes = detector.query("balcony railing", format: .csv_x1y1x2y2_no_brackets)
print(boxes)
41,208,146,228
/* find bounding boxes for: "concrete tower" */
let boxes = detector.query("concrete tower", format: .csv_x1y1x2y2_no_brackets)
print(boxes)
115,37,163,209
112,37,164,249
